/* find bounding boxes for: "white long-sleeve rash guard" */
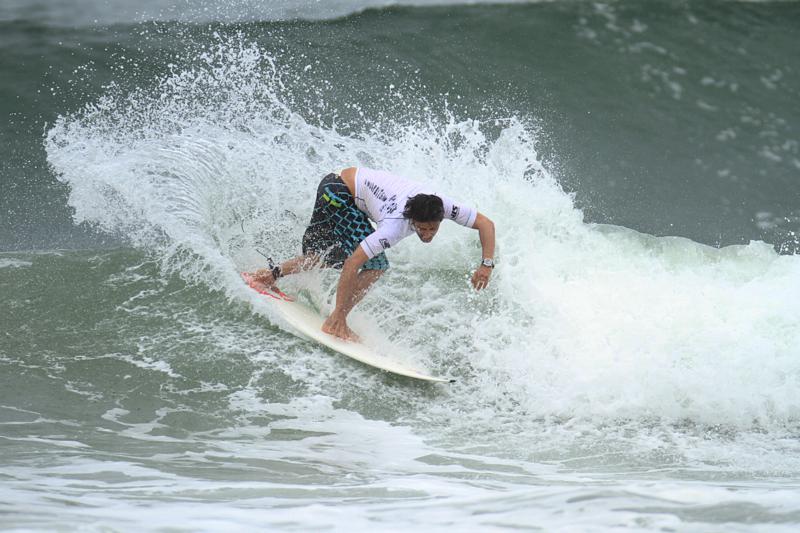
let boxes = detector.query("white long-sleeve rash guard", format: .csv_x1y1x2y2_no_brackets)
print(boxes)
353,167,478,260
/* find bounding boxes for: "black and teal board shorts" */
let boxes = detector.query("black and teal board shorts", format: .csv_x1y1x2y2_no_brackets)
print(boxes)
302,173,389,271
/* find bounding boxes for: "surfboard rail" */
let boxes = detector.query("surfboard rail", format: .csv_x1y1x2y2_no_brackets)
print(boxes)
241,272,453,383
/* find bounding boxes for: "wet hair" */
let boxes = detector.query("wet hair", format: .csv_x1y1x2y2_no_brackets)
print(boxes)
403,194,444,222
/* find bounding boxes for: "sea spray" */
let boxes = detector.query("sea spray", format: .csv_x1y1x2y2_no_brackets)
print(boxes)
45,32,800,454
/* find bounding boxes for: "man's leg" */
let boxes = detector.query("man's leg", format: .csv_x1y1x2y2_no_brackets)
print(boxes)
325,268,383,341
339,268,384,316
252,173,341,284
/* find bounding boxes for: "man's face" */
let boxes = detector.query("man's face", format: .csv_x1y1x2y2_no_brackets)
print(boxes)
412,220,441,243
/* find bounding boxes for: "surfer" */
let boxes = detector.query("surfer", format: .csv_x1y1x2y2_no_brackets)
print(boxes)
250,167,495,341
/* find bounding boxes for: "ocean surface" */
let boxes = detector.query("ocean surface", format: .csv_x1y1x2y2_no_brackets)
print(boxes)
2,0,800,530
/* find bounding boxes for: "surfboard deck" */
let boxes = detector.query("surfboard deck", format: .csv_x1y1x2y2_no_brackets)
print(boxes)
241,272,452,383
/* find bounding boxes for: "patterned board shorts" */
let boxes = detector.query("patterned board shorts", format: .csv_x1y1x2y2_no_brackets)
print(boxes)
302,173,390,271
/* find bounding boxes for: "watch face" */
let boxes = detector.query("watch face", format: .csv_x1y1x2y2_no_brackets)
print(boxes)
482,259,494,267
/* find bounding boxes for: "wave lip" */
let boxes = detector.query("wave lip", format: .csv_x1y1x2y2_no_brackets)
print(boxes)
0,0,539,26
45,30,800,438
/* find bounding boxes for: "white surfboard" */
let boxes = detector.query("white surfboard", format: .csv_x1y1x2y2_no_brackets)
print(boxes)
242,273,452,383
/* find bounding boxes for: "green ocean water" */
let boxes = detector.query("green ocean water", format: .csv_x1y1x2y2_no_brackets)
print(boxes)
3,2,800,531
2,1,799,251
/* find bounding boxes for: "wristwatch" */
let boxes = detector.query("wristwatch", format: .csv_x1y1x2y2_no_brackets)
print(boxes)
481,258,495,268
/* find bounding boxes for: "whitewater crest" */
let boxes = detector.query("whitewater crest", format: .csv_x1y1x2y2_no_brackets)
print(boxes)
46,33,800,433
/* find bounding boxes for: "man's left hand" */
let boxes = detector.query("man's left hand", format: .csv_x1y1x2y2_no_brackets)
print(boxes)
471,265,492,291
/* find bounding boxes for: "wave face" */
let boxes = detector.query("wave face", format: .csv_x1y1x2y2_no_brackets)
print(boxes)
45,29,800,428
4,2,800,530
3,2,800,251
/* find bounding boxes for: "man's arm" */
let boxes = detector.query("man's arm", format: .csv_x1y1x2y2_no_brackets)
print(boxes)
471,212,495,290
322,246,370,340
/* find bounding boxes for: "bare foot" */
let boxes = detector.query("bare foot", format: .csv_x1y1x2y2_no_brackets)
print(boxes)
322,315,360,342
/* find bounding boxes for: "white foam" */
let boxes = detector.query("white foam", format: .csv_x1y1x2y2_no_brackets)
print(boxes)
0,258,32,268
45,35,800,455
